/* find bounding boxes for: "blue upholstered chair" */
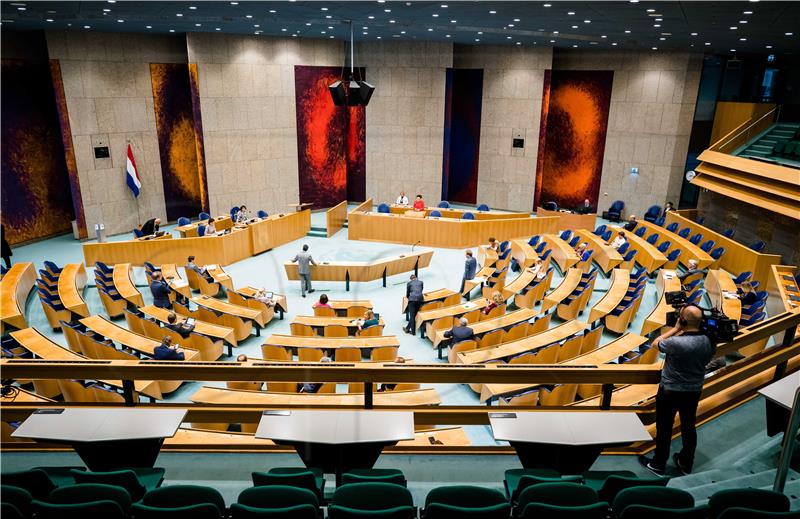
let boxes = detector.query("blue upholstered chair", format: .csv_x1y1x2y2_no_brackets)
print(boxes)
430,210,442,218
666,249,681,263
606,200,625,221
438,201,450,208
678,228,691,239
477,204,490,212
230,206,240,219
733,272,752,285
634,227,646,238
700,240,715,253
132,228,144,238
593,225,607,236
177,217,191,226
602,230,612,241
560,230,572,242
689,233,703,245
257,210,268,218
462,212,475,220
528,235,541,246
199,212,211,221
197,224,206,237
666,222,679,232
655,216,666,226
617,242,630,255
569,236,581,248
646,234,659,245
696,216,705,225
722,229,735,238
643,205,661,223
377,203,390,214
544,201,558,211
657,241,671,253
749,241,767,252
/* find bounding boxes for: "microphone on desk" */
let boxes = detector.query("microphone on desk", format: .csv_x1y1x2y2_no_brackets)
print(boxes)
411,241,421,252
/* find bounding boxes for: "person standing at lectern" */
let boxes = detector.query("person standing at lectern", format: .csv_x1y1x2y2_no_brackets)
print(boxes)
291,244,317,298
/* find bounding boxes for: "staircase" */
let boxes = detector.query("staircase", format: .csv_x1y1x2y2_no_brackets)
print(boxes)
737,122,800,167
306,219,348,238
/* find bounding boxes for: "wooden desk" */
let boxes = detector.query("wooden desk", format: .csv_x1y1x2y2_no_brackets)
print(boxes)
264,334,400,354
502,266,548,300
705,269,742,322
458,319,588,365
9,327,161,399
160,264,191,299
535,207,597,231
542,234,580,272
389,204,526,221
192,295,266,327
665,211,782,288
112,263,144,307
402,288,458,314
176,215,233,237
139,305,237,347
640,269,681,336
285,251,434,291
235,286,289,320
476,246,499,268
348,211,560,249
328,300,373,316
291,315,386,336
575,230,623,273
206,265,233,291
326,200,347,238
289,203,313,212
609,226,667,273
84,211,310,267
541,268,583,313
433,308,539,350
57,263,89,318
634,220,713,269
510,239,539,270
416,299,490,337
588,269,631,323
0,262,35,332
190,386,441,406
768,266,800,338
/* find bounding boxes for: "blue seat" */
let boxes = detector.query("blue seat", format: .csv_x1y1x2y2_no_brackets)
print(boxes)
132,228,144,238
666,249,681,263
606,200,625,221
678,228,691,238
723,229,735,238
461,212,475,220
749,241,766,252
710,247,725,260
560,230,573,242
39,269,59,285
741,312,766,327
635,227,646,238
696,216,705,225
499,241,510,252
95,262,114,276
689,233,703,245
429,210,442,218
528,235,541,246
666,222,679,232
535,242,548,254
684,278,702,293
43,261,62,275
544,201,558,211
593,224,607,236
643,205,661,223
646,234,659,245
540,249,552,262
657,241,671,253
602,230,612,241
377,203,390,213
580,250,593,262
477,204,490,212
699,240,715,252
257,210,268,219
438,201,450,208
197,225,206,237
655,216,666,226
230,206,240,218
741,300,766,317
177,217,191,226
622,249,637,263
199,212,211,221
569,236,581,247
617,242,630,255
733,272,752,285
686,289,706,305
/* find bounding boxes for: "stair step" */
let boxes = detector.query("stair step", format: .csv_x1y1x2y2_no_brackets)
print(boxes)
743,151,769,158
750,145,775,152
669,469,735,491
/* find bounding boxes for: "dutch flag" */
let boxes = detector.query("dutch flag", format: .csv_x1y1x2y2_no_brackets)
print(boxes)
125,143,141,198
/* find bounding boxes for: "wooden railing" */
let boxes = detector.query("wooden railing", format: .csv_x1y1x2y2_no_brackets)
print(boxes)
710,106,778,154
325,200,348,238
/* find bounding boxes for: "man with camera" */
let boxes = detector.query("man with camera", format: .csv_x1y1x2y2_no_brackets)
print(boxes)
640,304,715,476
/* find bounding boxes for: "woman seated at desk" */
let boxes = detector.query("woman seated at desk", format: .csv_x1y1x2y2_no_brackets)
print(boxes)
313,293,331,309
253,288,277,308
485,237,499,252
355,310,379,331
482,292,505,316
737,281,758,306
529,258,547,280
575,242,588,255
236,205,249,223
413,194,425,212
608,231,627,250
205,217,217,235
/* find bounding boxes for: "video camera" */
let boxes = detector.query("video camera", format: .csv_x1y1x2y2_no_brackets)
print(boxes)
664,290,738,343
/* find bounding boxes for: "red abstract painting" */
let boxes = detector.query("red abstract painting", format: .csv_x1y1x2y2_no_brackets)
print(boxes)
294,66,366,208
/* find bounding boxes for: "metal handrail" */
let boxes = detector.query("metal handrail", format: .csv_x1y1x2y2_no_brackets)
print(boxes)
773,385,800,492
716,107,778,153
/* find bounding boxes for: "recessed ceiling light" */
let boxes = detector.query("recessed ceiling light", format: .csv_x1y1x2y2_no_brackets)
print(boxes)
612,42,618,45
432,13,438,17
601,35,607,38
451,19,456,23
567,11,575,15
363,31,368,35
584,20,591,23
325,15,331,18
321,31,326,34
103,8,111,12
739,20,748,24
543,3,552,7
189,6,197,10
328,26,333,29
508,24,514,27
215,27,221,30
400,30,406,34
553,30,559,34
743,11,753,14
197,23,203,27
368,15,374,19
46,18,53,22
477,31,483,35
428,28,433,31
230,1,237,4
730,26,737,30
384,9,391,12
550,39,555,42
624,29,631,33
489,10,496,14
306,22,311,26
785,32,793,36
377,36,382,39
475,38,480,42
730,48,736,51
691,32,698,36
655,18,662,21
16,6,24,10
507,36,512,39
169,29,175,33
446,34,451,37
653,24,661,28
320,7,328,10
516,42,521,45
572,25,578,29
269,10,276,13
652,47,658,50
704,42,711,45
766,45,772,48
245,14,252,18
84,25,90,28
146,25,152,28
572,44,578,47
514,18,520,22
362,26,367,29
281,28,287,31
117,19,124,23
659,37,665,41
389,19,395,23
107,0,115,3
646,8,655,13
441,4,448,7
378,0,385,3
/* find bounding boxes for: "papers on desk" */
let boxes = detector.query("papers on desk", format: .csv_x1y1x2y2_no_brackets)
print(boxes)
463,302,476,309
663,273,675,280
171,280,188,288
206,264,219,271
722,291,739,300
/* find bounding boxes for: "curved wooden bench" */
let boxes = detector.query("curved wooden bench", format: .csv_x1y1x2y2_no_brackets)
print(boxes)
587,269,631,324
0,262,35,333
640,269,682,336
57,263,89,318
575,229,623,273
541,268,582,313
112,263,144,307
543,234,580,272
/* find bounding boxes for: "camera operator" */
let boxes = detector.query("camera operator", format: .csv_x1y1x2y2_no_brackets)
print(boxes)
640,305,715,476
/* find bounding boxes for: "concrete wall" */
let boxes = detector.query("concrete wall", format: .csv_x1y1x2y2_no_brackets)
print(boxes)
453,45,552,212
553,49,703,218
46,31,187,236
187,34,341,216
357,41,452,206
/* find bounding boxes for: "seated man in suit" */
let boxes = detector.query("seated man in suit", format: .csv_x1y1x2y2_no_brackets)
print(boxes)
153,335,185,360
165,311,195,339
298,356,332,393
575,198,594,214
443,317,475,347
623,215,638,232
186,255,214,282
139,217,161,236
149,270,172,309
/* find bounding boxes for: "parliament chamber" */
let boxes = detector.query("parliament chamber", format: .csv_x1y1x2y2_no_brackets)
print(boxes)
1,1,800,517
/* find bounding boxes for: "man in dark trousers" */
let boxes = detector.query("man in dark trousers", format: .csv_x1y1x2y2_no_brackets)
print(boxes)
404,274,424,335
165,311,195,338
460,250,478,296
149,270,172,309
639,305,714,476
291,244,317,297
1,224,12,269
140,217,161,236
443,317,475,347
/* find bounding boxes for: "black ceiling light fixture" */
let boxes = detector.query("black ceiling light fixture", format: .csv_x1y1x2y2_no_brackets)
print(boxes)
329,20,375,107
